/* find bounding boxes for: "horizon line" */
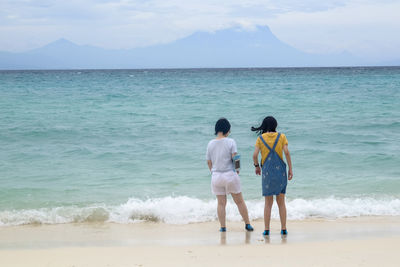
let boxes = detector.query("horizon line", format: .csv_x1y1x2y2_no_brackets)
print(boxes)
1,65,400,72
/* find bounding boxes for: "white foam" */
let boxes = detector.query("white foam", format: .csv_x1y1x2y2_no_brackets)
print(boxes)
0,196,399,226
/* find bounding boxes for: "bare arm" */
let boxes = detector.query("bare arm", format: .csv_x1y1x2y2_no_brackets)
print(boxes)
253,147,261,175
283,144,293,180
207,160,212,171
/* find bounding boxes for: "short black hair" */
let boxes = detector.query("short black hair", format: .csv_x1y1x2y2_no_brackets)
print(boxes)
215,118,231,135
251,116,278,135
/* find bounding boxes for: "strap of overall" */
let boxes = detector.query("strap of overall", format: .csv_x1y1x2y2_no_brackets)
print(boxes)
259,135,272,152
272,133,281,151
259,133,281,152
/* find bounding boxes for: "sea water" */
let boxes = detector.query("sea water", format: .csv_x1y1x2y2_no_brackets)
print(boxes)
0,67,399,225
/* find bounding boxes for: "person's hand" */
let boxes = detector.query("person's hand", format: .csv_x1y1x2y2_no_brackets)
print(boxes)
255,166,261,175
288,169,293,180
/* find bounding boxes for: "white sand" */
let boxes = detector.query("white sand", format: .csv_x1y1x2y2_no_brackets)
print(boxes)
1,217,399,267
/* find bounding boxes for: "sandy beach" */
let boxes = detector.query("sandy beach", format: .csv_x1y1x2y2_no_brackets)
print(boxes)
1,216,399,267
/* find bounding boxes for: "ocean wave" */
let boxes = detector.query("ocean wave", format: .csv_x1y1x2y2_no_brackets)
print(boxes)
1,196,399,226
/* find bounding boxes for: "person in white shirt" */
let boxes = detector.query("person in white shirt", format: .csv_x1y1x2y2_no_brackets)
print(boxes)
206,118,254,232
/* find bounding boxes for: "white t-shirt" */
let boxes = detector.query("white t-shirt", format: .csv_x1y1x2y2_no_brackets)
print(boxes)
206,138,237,172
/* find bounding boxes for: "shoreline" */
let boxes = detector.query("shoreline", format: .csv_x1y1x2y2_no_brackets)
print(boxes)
1,216,399,266
1,216,400,248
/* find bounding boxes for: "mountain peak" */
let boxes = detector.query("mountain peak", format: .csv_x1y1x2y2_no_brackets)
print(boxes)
176,24,282,48
42,38,78,50
26,38,82,56
51,38,76,45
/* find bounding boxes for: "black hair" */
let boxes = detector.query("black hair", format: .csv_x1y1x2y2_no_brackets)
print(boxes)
215,118,231,135
251,116,278,135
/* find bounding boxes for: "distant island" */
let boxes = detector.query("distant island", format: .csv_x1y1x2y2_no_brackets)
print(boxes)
0,26,396,70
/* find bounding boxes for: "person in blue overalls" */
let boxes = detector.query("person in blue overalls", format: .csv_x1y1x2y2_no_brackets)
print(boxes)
251,116,293,236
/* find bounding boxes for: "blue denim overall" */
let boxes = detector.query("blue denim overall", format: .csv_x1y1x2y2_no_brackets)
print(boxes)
259,133,287,196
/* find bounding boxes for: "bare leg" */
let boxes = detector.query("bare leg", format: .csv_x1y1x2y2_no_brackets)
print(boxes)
231,193,250,224
216,195,227,228
276,193,287,230
264,196,274,230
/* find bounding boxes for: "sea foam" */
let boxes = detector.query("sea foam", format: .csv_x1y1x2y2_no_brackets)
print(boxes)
0,196,399,226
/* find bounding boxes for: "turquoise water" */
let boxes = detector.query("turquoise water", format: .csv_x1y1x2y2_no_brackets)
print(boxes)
0,67,399,225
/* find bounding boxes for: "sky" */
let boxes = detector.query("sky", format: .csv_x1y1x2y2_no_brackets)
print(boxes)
1,0,400,62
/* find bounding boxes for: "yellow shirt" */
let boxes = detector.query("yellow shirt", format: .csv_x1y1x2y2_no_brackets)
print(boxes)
255,132,288,165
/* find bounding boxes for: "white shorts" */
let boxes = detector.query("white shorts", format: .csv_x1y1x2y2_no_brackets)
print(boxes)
211,171,242,195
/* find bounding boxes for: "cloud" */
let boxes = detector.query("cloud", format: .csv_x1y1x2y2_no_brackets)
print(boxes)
0,0,399,62
266,1,400,60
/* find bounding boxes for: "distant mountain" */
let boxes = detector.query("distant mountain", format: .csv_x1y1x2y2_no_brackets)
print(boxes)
0,26,370,69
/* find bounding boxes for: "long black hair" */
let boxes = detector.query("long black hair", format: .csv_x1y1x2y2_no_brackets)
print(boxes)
251,116,277,135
